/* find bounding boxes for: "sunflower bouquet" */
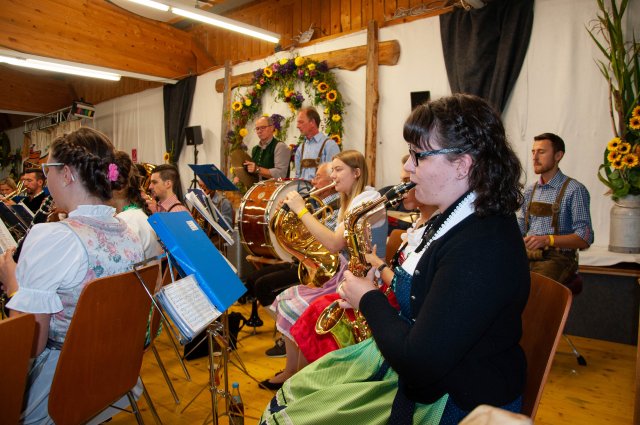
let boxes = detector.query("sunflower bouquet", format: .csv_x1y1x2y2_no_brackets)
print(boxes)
589,0,640,198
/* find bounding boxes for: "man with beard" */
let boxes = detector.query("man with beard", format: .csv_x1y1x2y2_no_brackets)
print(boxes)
518,133,594,284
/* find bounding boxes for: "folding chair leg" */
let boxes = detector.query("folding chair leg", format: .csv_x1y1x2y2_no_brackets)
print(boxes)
127,391,146,425
161,316,192,381
152,345,180,404
141,378,163,425
563,334,587,366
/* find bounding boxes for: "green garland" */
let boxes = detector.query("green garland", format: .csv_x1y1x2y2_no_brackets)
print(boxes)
226,56,346,160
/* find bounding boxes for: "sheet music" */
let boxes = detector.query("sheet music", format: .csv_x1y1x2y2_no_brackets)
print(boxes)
184,192,234,245
0,219,17,254
155,274,221,342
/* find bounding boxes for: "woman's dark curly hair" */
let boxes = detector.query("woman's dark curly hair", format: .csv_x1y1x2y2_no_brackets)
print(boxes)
50,127,117,201
112,151,152,216
403,94,524,216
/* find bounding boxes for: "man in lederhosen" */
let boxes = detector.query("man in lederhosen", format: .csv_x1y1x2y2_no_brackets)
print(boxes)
517,133,594,284
243,115,291,180
294,107,340,181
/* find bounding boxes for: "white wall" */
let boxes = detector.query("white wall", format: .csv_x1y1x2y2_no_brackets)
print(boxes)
7,0,637,247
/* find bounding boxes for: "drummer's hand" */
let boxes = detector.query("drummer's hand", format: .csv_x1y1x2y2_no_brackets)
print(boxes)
243,161,257,174
337,271,377,310
284,191,306,215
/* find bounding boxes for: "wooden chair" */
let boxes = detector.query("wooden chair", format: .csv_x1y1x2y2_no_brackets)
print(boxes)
0,313,36,424
385,229,406,264
520,271,573,418
48,264,161,425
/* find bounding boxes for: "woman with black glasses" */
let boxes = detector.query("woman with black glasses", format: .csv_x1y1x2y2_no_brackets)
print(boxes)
260,94,529,424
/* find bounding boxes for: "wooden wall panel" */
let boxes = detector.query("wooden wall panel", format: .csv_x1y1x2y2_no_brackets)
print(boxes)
351,0,363,30
341,0,352,32
0,67,74,114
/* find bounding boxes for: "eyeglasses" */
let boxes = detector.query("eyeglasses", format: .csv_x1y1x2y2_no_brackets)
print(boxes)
409,148,465,166
255,125,272,132
41,162,64,177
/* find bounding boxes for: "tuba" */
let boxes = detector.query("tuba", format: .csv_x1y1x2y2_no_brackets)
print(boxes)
315,181,416,347
269,183,341,288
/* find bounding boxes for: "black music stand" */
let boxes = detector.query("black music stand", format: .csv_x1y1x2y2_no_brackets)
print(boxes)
148,212,256,424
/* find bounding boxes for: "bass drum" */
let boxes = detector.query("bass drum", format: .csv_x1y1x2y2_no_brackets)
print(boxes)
237,179,312,261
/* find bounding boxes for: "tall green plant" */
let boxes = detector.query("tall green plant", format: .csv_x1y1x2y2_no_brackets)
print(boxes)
588,0,640,198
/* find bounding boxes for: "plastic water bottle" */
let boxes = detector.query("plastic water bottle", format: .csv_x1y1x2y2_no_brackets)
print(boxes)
229,381,244,425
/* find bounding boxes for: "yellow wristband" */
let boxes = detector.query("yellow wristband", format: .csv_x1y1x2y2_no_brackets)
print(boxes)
7,290,18,298
549,235,555,247
297,208,309,219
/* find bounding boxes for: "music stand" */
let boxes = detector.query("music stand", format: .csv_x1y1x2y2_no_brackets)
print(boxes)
148,212,254,424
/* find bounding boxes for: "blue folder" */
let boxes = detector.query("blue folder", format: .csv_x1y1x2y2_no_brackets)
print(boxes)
148,211,246,312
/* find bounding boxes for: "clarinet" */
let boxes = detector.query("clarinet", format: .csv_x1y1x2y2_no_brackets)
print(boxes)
13,196,54,262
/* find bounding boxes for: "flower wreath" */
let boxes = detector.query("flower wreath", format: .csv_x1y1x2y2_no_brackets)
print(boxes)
226,56,345,159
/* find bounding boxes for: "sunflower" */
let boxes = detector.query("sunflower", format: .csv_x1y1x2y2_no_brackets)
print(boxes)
623,153,639,168
330,134,341,145
232,101,243,112
295,56,305,67
607,137,621,150
263,67,273,77
633,105,640,117
317,82,329,93
279,58,289,65
163,152,171,163
607,150,622,163
630,116,640,130
244,98,252,107
239,128,248,137
611,158,625,169
618,142,631,154
307,63,316,71
332,114,341,122
326,90,338,102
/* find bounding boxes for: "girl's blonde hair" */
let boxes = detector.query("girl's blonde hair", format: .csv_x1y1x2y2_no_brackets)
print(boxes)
333,149,367,223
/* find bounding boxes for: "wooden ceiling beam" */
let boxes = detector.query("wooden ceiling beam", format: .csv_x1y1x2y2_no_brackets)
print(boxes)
0,66,75,114
0,0,209,80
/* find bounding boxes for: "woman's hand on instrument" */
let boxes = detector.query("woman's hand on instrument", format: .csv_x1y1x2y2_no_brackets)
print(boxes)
284,191,306,215
0,248,18,294
364,245,384,269
337,271,377,310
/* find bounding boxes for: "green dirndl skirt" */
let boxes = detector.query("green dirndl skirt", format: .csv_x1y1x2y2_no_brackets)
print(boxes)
260,338,448,424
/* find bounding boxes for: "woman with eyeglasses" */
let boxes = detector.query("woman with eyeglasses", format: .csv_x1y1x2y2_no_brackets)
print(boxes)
261,94,529,424
0,127,144,424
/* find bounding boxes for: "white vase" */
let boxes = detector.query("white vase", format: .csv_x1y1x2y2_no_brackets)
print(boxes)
609,194,640,253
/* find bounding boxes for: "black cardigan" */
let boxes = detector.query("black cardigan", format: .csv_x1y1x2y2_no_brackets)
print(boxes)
360,212,530,411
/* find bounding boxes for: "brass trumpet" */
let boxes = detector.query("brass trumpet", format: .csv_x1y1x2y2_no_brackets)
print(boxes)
270,182,340,288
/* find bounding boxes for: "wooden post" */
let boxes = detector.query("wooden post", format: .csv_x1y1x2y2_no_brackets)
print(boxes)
364,20,379,188
220,60,232,177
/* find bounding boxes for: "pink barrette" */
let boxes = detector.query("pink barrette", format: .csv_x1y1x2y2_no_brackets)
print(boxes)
107,163,119,182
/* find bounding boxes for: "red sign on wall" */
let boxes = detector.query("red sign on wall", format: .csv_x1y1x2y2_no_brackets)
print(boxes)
132,148,138,163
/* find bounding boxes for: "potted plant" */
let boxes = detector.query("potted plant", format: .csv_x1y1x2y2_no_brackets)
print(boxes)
588,0,640,252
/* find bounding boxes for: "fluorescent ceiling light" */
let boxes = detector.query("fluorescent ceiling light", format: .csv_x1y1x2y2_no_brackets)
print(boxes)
125,0,170,12
0,49,179,84
0,55,121,81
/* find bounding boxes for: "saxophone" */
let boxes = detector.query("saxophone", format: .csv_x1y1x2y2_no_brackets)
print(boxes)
269,183,341,288
315,181,416,347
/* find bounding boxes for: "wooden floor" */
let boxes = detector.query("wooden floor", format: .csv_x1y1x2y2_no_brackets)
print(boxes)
109,302,636,425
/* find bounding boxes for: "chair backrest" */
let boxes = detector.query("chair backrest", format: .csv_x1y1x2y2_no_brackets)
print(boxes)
385,229,406,264
520,271,572,418
0,313,36,424
48,264,160,425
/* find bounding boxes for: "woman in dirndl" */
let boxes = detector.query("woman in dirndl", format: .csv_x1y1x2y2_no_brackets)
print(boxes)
261,94,530,424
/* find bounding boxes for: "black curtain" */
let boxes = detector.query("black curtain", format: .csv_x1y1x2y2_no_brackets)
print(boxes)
440,0,534,113
163,75,197,163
